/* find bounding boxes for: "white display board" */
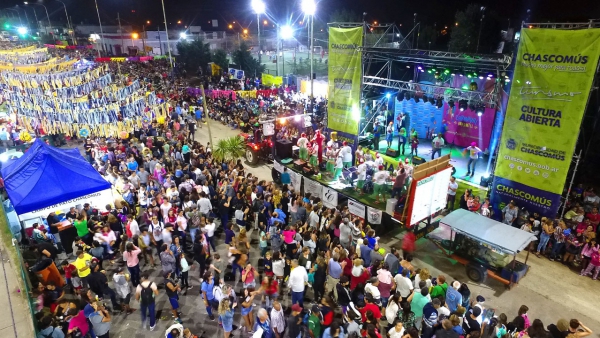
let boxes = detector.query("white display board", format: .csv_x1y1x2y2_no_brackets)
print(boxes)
303,178,323,198
18,188,115,221
409,167,453,226
348,199,366,217
322,186,339,209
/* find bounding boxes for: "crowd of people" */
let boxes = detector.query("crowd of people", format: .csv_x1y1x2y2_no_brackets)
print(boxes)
5,52,594,338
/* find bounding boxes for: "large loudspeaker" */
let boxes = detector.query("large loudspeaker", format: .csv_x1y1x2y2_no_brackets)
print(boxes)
385,148,399,157
276,139,293,159
412,156,426,165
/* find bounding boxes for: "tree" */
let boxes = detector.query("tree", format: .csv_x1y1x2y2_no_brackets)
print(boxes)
448,3,502,54
419,25,438,50
211,49,229,71
330,9,361,23
232,42,265,78
176,38,211,73
213,136,246,162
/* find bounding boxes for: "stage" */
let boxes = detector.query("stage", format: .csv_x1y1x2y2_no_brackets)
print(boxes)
366,137,492,185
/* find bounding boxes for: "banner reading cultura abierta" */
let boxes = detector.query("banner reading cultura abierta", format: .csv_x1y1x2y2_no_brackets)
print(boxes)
492,28,600,217
328,27,362,139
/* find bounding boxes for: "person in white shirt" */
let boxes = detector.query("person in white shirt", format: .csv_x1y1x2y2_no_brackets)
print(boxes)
394,270,414,299
198,192,213,215
127,215,140,237
372,166,390,203
374,153,384,167
287,259,308,306
447,176,458,210
340,142,353,168
365,277,382,303
431,134,445,159
270,299,286,338
203,217,217,251
356,159,367,194
334,155,344,180
148,217,164,247
463,142,482,177
297,133,309,161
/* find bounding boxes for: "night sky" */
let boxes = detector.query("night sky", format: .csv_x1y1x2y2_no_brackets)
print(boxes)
2,0,598,33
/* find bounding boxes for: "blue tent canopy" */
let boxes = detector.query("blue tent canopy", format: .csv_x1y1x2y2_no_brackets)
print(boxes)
1,139,111,215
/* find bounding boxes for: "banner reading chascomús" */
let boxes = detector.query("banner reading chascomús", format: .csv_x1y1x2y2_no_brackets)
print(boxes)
328,27,363,136
492,28,600,217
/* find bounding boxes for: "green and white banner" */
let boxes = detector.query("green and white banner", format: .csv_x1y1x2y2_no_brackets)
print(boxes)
328,27,363,136
492,28,600,216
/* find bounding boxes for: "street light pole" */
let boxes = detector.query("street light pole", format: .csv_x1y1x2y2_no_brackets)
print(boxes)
55,0,75,45
6,9,23,26
93,0,105,56
16,6,31,33
38,3,52,34
309,14,314,106
257,13,261,63
160,0,174,69
24,5,40,33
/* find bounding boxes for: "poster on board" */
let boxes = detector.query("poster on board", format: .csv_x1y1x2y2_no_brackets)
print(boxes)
367,206,382,224
322,186,339,208
348,199,366,217
304,178,323,197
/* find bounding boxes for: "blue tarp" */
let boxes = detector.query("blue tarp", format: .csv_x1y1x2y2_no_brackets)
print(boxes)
1,139,111,215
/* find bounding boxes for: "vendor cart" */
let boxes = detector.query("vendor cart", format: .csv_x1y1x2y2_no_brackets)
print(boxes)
428,209,536,289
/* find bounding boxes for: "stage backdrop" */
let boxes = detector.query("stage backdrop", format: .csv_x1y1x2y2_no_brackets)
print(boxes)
442,104,495,152
393,98,443,139
491,28,600,217
328,27,363,144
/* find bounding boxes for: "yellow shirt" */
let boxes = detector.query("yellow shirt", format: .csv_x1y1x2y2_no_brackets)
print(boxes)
73,253,93,278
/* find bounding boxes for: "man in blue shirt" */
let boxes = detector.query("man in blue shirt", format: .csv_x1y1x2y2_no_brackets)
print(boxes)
445,281,463,312
359,239,373,267
281,168,291,185
175,104,182,115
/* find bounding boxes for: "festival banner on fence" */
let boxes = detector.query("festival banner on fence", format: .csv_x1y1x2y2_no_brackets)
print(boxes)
289,170,302,192
492,28,600,217
262,73,283,87
328,27,362,136
348,199,366,218
367,206,383,225
322,186,339,209
303,178,323,198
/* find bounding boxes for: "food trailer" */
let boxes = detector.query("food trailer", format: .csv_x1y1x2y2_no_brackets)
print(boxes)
429,209,536,289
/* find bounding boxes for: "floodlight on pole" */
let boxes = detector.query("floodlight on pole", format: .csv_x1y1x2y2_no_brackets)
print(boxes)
301,0,316,15
179,32,186,39
17,26,28,35
280,25,294,40
251,0,265,64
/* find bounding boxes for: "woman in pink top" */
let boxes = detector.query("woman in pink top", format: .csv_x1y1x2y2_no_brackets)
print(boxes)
122,242,142,286
67,309,89,337
282,226,296,244
580,239,599,271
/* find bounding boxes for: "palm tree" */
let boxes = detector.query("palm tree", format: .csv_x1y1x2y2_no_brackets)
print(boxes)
213,136,246,162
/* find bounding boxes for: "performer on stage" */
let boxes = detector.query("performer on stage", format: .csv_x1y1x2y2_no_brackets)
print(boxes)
334,155,344,180
356,159,367,195
373,165,390,204
355,145,365,166
386,122,394,148
309,143,319,172
312,130,325,164
325,146,336,176
431,134,445,160
374,152,384,168
397,127,407,155
340,141,353,168
404,158,414,177
297,133,309,161
373,122,383,151
463,142,482,178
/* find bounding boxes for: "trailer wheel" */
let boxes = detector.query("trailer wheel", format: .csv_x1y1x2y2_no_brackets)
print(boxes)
466,263,487,283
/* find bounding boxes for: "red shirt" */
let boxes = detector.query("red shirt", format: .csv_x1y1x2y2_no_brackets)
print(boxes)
360,303,381,322
586,212,600,230
63,263,76,279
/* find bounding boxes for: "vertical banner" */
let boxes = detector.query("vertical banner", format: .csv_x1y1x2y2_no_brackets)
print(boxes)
328,27,363,150
322,186,339,209
492,28,600,217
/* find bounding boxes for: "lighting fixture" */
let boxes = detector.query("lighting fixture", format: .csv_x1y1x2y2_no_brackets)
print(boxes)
458,100,468,111
448,100,455,108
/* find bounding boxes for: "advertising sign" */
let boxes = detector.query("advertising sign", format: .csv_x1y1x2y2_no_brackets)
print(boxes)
328,27,363,136
18,188,114,220
303,178,323,198
492,28,600,216
408,167,453,226
348,199,366,218
261,73,283,87
322,186,339,209
367,206,382,225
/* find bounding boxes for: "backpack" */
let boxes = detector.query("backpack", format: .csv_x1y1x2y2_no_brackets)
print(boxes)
190,211,201,228
213,284,223,302
140,282,155,305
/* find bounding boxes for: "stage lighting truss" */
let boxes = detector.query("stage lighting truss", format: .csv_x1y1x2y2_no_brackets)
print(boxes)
363,75,499,108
